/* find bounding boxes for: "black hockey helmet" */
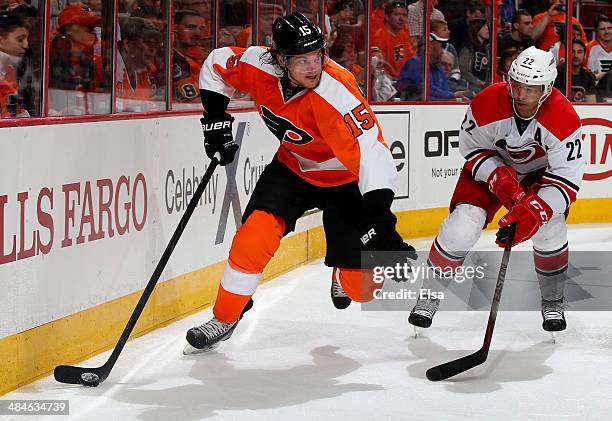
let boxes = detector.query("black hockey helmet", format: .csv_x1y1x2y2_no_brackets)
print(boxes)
272,12,325,56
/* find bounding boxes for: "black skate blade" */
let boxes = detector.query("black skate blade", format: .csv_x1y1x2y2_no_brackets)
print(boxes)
183,342,219,355
408,313,432,328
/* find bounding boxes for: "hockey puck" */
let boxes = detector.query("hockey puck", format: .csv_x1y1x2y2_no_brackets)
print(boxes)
80,372,100,387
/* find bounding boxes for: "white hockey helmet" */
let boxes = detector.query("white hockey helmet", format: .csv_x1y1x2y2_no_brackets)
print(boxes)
508,46,557,101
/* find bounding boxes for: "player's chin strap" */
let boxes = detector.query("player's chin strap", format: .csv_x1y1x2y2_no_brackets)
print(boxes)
508,82,552,121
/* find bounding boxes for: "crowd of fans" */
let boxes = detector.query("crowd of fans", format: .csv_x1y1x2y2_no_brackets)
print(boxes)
1,0,611,118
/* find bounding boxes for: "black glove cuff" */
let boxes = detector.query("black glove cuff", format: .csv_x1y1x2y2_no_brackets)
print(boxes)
200,89,230,117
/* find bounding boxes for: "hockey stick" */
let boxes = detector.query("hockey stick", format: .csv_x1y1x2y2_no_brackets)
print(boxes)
425,223,516,382
54,158,220,387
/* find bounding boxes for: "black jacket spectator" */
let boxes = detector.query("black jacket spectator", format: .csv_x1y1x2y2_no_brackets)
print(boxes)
458,18,490,92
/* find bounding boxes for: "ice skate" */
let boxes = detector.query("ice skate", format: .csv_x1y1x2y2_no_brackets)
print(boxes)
542,299,566,343
184,299,253,354
331,268,352,309
408,297,440,329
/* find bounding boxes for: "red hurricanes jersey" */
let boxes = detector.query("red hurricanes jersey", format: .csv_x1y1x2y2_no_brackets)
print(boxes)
199,46,396,193
460,83,584,215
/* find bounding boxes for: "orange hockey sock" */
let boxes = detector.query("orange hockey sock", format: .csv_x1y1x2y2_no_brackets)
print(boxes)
337,268,378,303
213,211,286,322
213,284,253,323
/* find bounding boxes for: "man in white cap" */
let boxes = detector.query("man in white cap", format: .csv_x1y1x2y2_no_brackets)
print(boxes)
409,46,584,334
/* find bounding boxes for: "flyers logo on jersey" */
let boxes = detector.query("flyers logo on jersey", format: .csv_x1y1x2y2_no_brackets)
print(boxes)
503,141,546,164
261,105,314,145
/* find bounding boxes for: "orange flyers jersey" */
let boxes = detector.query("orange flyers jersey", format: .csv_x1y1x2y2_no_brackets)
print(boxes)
115,54,156,112
372,27,415,79
173,49,202,102
199,46,396,193
532,13,586,52
0,61,18,118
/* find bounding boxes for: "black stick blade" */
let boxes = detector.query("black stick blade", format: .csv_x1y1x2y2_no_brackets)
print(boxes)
54,365,106,386
426,349,487,381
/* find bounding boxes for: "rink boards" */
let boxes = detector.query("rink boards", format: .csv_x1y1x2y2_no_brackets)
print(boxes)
0,104,610,394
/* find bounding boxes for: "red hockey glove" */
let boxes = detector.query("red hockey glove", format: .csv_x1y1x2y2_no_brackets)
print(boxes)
487,166,526,210
496,193,553,247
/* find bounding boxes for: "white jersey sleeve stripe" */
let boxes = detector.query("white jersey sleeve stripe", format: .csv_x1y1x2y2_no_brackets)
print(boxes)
199,47,237,98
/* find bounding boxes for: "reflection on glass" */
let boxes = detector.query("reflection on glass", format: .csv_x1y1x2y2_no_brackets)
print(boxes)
48,3,111,115
0,10,36,118
116,0,167,114
219,0,254,108
173,9,211,106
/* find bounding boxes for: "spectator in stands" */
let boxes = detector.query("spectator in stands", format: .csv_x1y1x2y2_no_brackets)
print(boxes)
554,39,596,103
176,0,212,37
532,0,586,52
494,46,518,82
407,0,445,52
328,0,364,27
448,0,485,50
431,19,461,79
0,12,29,117
329,38,365,87
136,17,164,100
11,4,38,117
441,50,473,99
596,69,612,102
549,22,582,64
586,15,612,82
498,9,535,54
458,17,490,93
397,32,470,101
49,4,102,93
173,9,206,103
372,1,415,80
328,0,365,51
116,17,159,111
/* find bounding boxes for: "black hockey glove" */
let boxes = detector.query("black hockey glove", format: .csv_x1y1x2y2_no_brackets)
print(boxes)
360,189,417,267
201,113,237,166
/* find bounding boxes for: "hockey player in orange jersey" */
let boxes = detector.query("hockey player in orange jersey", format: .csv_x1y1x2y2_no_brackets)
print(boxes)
184,12,415,353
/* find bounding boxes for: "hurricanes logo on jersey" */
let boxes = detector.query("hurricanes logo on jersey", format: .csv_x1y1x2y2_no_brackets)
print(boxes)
260,105,314,145
505,141,546,164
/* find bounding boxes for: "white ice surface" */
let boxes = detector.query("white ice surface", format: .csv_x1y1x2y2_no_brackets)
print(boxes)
3,224,612,421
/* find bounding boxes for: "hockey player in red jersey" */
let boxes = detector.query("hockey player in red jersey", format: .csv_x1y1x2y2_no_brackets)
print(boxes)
408,46,584,333
184,12,415,353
